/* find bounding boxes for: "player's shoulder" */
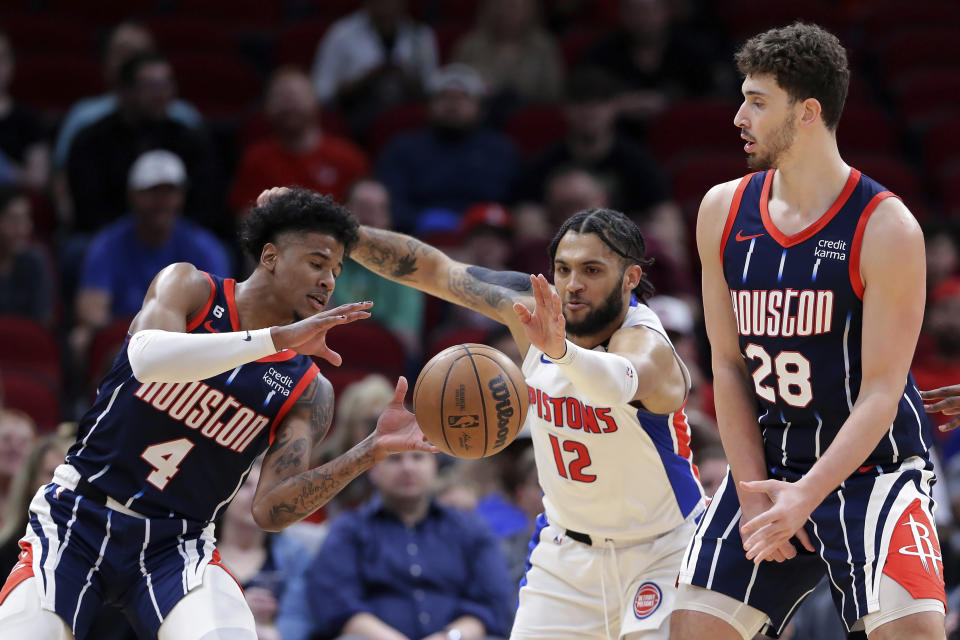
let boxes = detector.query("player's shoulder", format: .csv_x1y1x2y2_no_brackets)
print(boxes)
151,262,215,307
860,195,922,252
696,176,751,247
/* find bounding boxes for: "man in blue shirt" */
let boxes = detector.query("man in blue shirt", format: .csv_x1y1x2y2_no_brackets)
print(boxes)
71,149,229,370
281,450,514,640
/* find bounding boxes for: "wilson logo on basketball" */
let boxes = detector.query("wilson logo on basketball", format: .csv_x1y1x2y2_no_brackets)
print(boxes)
488,374,514,448
633,582,662,619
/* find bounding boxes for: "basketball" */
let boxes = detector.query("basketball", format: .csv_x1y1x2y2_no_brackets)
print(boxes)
413,344,529,459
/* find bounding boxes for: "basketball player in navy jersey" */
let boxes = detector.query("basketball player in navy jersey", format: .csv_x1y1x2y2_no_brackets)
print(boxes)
672,23,944,640
255,185,704,638
0,188,436,640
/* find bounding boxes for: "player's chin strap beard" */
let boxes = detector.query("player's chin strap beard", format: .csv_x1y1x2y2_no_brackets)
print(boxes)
597,538,624,640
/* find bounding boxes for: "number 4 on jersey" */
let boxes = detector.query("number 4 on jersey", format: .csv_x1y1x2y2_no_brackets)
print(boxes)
140,438,195,490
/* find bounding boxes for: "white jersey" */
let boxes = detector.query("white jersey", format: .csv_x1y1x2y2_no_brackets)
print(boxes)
521,299,704,540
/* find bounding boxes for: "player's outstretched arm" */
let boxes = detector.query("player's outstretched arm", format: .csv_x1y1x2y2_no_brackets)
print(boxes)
741,197,926,563
352,225,534,348
252,375,437,531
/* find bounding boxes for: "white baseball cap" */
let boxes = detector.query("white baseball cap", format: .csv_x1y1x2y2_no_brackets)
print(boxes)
128,149,187,190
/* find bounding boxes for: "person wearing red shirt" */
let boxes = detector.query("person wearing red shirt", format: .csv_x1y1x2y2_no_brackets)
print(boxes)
231,68,369,212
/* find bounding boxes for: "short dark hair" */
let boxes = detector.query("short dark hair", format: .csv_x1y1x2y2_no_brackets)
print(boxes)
548,208,655,301
735,22,849,130
239,188,360,259
117,50,168,89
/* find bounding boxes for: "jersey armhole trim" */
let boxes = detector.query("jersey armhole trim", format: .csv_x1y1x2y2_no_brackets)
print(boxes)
269,363,321,445
718,173,755,262
849,191,898,300
224,278,240,331
185,271,216,332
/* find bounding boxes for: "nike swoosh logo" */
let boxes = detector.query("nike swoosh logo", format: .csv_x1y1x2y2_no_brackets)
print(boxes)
203,320,220,333
735,230,765,242
540,355,553,364
243,331,252,342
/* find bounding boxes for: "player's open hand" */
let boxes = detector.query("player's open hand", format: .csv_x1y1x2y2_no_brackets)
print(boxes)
738,493,805,563
513,274,567,360
269,301,372,365
256,186,292,207
739,479,817,564
920,384,960,432
372,377,440,460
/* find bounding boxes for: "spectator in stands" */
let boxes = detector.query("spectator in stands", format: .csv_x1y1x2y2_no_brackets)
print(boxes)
914,278,960,446
377,64,518,231
513,68,670,216
543,167,609,226
925,220,960,293
0,433,70,570
0,187,54,326
312,0,438,135
581,0,720,126
0,32,49,190
0,408,36,528
219,462,308,640
66,51,221,232
230,68,369,212
70,150,229,364
284,450,514,640
452,0,564,105
333,179,424,354
53,21,202,172
693,444,727,499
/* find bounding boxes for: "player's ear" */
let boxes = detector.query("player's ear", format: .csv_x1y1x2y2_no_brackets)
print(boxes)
799,97,821,128
260,242,279,272
623,264,642,291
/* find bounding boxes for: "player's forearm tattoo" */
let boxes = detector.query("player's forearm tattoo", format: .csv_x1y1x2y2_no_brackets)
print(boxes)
353,227,437,280
449,266,533,311
267,441,377,526
294,374,334,443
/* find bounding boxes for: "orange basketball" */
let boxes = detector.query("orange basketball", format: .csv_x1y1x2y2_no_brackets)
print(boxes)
413,344,529,459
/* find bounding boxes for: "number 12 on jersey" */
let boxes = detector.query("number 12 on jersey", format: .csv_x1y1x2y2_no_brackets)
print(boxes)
548,434,596,482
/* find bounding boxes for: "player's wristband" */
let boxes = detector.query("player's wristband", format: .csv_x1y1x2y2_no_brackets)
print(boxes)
128,328,278,383
546,339,639,406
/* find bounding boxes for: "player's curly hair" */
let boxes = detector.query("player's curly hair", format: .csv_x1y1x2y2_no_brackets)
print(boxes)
735,22,849,130
548,208,656,302
239,187,359,259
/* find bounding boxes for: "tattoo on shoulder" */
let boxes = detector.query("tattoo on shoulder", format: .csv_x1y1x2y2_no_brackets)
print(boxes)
357,228,437,279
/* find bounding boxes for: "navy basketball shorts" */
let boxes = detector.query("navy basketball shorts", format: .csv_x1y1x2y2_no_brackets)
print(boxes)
0,465,227,640
678,457,945,638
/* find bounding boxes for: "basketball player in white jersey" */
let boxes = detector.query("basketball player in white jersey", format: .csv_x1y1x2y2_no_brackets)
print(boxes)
258,187,705,639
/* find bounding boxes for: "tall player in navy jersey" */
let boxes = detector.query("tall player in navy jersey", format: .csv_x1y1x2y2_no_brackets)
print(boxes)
672,23,945,640
0,188,435,640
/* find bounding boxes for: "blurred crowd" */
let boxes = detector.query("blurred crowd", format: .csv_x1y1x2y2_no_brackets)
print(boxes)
0,0,958,638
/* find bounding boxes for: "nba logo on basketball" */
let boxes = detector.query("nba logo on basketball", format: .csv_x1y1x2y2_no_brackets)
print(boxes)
633,582,661,619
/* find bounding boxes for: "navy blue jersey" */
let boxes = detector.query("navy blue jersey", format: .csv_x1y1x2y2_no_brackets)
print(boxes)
720,169,931,473
66,273,319,523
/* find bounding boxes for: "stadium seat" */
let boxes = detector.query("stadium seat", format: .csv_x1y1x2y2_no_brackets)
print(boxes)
836,104,898,156
893,70,960,128
1,370,60,432
862,0,960,40
169,54,260,117
367,103,429,156
846,154,924,206
147,18,239,54
667,153,747,205
504,104,566,158
273,19,332,68
878,28,960,79
924,118,960,177
936,164,960,217
12,55,102,112
718,0,843,42
1,15,97,56
560,26,606,70
426,327,492,361
86,318,132,390
170,0,282,30
648,100,740,164
0,316,60,390
325,321,406,379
